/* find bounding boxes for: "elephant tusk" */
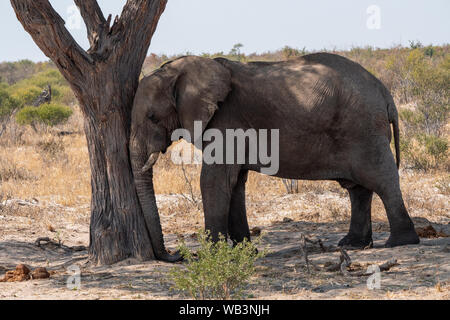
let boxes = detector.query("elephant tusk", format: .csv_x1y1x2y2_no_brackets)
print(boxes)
142,152,160,172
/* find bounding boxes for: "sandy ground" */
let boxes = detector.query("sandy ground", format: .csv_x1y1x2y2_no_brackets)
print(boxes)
0,192,449,300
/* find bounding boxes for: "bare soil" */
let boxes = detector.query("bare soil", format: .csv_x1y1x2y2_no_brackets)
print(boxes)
0,193,448,300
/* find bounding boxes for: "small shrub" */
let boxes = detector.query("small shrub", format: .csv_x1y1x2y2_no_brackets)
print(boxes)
409,40,423,49
16,103,73,127
282,46,306,60
424,46,435,58
401,134,448,171
169,231,266,300
0,87,21,116
0,86,22,135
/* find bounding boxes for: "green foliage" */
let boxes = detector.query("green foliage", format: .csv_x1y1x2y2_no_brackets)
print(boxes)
282,46,306,60
388,47,449,170
409,40,423,49
0,85,22,136
424,46,435,58
230,43,244,56
0,60,49,85
401,134,448,171
169,231,266,300
229,43,245,62
422,135,448,161
0,86,22,118
7,66,76,107
16,103,73,127
9,85,42,106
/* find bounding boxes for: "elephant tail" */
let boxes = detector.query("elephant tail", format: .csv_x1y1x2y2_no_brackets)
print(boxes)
387,100,401,169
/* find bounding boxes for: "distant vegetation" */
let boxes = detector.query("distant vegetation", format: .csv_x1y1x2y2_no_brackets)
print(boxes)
16,104,73,128
0,61,75,135
1,43,449,170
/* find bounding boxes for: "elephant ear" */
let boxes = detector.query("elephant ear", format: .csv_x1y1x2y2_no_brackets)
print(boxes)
168,57,231,145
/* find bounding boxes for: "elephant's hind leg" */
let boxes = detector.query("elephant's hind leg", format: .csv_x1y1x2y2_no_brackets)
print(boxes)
228,170,251,244
352,138,419,247
338,184,374,249
376,180,419,247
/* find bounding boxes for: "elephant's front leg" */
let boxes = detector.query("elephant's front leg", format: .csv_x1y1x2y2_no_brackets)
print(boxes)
200,164,242,242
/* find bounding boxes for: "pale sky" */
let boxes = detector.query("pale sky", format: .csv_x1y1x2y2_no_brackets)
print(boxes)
0,0,449,62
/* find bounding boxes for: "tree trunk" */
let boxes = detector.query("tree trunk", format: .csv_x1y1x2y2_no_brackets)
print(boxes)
83,96,155,264
11,0,168,265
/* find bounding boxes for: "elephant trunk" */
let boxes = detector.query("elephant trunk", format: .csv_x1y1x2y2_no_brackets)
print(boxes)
130,146,181,262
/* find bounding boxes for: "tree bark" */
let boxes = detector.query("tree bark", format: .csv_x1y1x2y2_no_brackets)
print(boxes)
11,0,168,265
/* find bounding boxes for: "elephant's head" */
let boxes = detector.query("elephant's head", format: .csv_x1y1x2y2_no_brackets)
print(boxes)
130,56,231,261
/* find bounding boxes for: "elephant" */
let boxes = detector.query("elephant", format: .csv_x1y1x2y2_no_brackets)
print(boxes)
130,53,420,261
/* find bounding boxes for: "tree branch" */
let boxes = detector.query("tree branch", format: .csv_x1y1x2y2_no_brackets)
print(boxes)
11,0,168,106
74,0,110,53
74,0,167,66
112,0,168,66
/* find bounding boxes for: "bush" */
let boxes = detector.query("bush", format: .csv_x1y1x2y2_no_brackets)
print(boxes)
401,134,448,171
16,103,73,127
169,231,266,300
0,86,22,136
9,85,42,106
282,46,306,60
7,67,76,107
0,86,22,118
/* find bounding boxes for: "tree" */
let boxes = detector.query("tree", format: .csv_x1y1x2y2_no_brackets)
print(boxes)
230,43,244,61
11,0,171,265
0,85,21,136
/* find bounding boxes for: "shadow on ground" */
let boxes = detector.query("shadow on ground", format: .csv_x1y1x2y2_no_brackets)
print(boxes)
0,220,449,299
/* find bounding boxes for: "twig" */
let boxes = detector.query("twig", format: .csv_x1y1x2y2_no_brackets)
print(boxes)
299,234,311,272
35,237,86,252
305,237,327,253
35,237,58,247
325,249,399,277
379,258,399,272
180,163,201,209
299,234,327,272
339,248,352,277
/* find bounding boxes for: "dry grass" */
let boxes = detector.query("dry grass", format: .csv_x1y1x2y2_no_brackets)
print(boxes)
0,128,90,208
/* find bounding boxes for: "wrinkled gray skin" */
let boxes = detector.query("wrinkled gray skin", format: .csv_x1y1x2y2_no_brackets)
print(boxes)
130,54,419,260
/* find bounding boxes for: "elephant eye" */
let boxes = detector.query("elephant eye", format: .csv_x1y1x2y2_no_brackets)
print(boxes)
147,113,158,124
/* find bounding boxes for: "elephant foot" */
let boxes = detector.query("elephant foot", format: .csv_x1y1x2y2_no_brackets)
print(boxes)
338,234,373,249
384,231,420,248
157,250,183,263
